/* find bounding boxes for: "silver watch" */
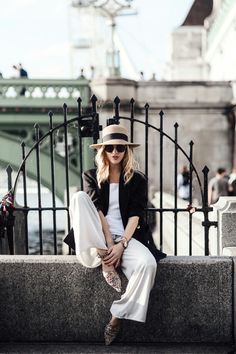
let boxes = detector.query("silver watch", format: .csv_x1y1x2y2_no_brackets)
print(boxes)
121,237,128,248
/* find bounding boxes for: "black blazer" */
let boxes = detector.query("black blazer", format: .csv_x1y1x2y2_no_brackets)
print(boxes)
64,168,166,261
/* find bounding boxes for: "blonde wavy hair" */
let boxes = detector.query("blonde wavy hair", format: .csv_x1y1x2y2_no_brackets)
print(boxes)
95,145,139,187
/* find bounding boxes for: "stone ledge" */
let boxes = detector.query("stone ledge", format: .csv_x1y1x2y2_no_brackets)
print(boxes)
223,247,236,256
0,342,233,354
0,256,233,343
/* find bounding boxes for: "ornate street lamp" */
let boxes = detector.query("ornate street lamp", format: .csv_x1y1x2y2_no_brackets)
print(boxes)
71,0,135,77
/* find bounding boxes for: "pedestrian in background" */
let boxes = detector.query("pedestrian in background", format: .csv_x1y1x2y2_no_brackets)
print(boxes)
228,166,236,196
177,165,190,201
13,63,28,78
12,63,28,95
208,167,229,204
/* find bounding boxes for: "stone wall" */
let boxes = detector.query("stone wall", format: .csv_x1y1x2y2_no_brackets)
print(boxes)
0,255,233,343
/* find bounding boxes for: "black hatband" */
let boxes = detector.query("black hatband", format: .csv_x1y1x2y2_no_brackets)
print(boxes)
103,133,128,142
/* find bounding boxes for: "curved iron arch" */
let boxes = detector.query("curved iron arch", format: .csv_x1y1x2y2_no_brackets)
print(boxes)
6,95,215,256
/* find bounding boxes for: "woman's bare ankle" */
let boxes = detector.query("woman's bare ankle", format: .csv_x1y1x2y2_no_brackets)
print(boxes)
110,316,120,327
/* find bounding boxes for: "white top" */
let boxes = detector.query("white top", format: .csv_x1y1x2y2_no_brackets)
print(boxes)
106,183,124,236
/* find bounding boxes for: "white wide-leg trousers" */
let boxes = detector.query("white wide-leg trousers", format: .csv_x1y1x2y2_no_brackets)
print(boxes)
69,191,157,323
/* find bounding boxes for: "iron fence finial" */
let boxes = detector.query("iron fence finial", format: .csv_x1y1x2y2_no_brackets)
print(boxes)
48,111,53,129
114,96,120,121
174,122,179,129
159,110,164,117
77,97,82,116
202,165,209,174
91,95,97,113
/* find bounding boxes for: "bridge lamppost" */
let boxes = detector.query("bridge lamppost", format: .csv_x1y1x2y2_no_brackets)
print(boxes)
71,0,135,77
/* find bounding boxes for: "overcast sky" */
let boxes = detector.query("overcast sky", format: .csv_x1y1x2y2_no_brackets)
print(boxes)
0,0,194,79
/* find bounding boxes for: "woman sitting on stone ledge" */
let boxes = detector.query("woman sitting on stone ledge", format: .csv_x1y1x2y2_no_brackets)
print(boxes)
67,124,166,345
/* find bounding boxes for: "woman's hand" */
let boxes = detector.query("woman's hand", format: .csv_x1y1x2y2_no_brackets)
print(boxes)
103,243,124,267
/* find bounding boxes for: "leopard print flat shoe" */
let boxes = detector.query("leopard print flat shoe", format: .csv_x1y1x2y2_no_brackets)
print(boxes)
104,322,121,345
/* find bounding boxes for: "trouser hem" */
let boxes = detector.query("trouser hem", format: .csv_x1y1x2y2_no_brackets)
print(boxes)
110,310,146,323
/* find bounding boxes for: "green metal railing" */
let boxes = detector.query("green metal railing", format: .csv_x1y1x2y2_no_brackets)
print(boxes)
0,78,90,107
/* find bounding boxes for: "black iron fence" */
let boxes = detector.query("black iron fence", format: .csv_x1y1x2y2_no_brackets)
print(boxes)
0,96,217,256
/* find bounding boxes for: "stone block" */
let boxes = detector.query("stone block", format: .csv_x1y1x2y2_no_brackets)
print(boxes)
123,256,232,344
0,256,233,343
213,197,236,253
232,258,236,344
223,247,236,256
90,78,137,101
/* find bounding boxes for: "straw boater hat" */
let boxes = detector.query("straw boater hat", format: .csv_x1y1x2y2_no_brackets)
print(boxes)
90,124,140,149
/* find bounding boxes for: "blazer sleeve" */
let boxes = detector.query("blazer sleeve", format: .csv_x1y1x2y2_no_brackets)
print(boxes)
128,172,147,219
83,169,102,211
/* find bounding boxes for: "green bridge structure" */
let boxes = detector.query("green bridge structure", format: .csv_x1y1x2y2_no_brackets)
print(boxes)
0,78,92,201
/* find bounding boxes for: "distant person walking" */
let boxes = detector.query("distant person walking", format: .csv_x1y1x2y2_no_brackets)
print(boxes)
13,63,28,95
208,167,229,204
13,63,28,78
177,165,190,201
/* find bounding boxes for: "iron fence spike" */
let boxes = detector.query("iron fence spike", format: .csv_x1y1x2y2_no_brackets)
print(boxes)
6,165,13,174
202,165,209,174
114,96,120,104
91,94,97,102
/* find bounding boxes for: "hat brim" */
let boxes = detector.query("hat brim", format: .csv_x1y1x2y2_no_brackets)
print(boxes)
90,139,140,149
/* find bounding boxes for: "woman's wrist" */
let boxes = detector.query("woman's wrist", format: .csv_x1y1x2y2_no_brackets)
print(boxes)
106,236,114,248
107,242,114,248
117,242,125,252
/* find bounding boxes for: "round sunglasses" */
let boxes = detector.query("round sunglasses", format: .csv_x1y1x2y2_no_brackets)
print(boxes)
104,144,126,153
